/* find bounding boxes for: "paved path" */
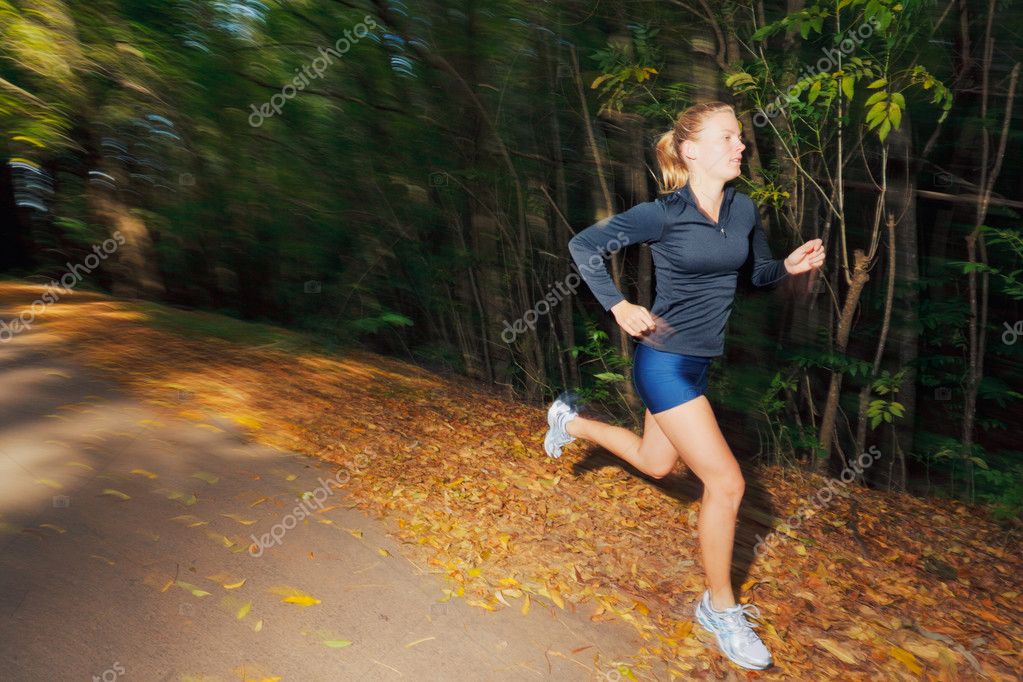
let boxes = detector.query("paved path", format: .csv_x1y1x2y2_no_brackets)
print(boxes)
0,302,649,681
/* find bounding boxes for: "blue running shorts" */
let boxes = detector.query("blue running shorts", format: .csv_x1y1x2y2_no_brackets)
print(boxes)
631,341,712,414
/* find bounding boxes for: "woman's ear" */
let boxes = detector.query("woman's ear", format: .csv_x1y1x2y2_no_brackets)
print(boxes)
680,139,692,161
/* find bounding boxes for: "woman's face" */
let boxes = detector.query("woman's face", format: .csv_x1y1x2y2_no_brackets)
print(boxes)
681,111,746,183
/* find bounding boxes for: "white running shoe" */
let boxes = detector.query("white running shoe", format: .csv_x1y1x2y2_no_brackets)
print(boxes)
694,590,773,670
543,389,580,458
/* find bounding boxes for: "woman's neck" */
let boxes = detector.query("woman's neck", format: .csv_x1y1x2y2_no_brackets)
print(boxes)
688,176,726,213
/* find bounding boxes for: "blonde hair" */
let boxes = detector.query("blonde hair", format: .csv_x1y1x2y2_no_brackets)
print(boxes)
655,101,736,195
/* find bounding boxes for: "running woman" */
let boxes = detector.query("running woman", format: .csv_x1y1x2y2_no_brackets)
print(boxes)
543,102,824,670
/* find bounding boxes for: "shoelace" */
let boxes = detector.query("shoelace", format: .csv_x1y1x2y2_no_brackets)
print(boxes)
714,603,764,645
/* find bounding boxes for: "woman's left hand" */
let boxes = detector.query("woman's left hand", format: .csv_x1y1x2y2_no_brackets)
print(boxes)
784,239,825,275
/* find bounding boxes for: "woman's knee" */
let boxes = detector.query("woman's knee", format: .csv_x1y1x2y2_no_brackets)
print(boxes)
647,457,677,479
706,472,745,500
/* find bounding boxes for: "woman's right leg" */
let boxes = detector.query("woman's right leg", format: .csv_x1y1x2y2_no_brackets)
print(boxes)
565,408,679,479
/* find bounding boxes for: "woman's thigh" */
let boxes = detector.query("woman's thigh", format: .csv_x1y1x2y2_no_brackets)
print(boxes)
637,408,680,470
650,395,742,487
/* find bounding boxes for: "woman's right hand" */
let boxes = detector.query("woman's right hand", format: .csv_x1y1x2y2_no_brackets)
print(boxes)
610,300,656,338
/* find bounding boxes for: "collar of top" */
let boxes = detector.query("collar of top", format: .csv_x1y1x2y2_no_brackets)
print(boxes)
664,179,736,226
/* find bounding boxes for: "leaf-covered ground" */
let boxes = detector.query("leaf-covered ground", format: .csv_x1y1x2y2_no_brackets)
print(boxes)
6,282,1019,680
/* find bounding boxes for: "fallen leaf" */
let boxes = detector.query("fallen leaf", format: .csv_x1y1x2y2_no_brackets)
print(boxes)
816,638,858,664
267,585,321,606
220,513,256,525
171,514,208,527
889,645,922,674
176,580,212,598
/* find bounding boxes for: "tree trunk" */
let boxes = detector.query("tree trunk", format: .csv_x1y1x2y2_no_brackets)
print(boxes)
817,250,870,472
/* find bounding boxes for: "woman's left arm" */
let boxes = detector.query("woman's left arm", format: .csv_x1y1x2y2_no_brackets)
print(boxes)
750,210,791,288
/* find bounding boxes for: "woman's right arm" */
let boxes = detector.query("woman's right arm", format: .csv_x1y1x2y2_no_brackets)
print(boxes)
567,199,666,335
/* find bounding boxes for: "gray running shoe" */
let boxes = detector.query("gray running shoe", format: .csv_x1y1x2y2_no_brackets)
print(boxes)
543,389,580,458
694,590,773,670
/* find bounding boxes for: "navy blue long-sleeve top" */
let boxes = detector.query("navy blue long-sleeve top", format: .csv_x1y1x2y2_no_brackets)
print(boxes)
567,180,789,357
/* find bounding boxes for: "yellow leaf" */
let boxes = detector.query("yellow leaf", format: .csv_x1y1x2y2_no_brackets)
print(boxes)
233,415,262,430
130,468,158,479
902,640,944,662
633,600,649,616
549,586,564,609
268,585,321,606
346,528,363,539
99,488,131,500
205,530,237,548
11,134,45,148
522,593,531,615
323,639,352,648
377,547,390,557
404,636,436,648
220,513,256,525
39,523,66,533
816,638,858,664
191,471,219,485
171,514,208,527
166,490,198,506
66,461,94,470
673,621,693,639
90,554,115,565
206,572,247,590
889,646,922,674
35,478,63,489
237,601,252,620
175,580,211,598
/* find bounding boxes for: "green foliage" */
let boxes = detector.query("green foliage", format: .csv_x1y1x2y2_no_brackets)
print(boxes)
348,310,414,334
569,323,630,406
866,368,907,428
979,225,1023,300
975,461,1023,519
788,349,873,378
747,182,791,211
754,369,830,462
589,24,661,115
737,0,952,143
